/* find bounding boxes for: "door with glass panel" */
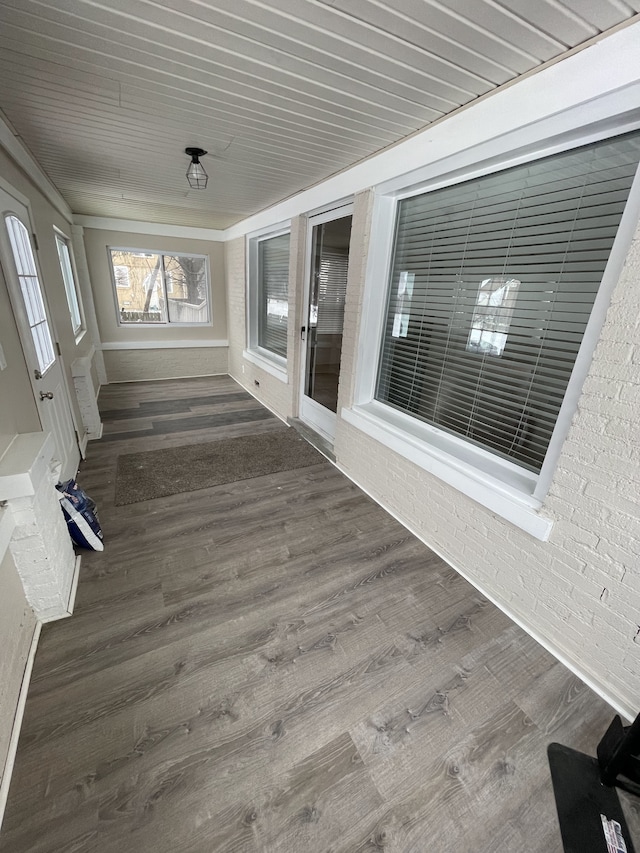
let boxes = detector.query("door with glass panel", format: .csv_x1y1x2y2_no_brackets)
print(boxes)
300,206,352,441
0,185,79,480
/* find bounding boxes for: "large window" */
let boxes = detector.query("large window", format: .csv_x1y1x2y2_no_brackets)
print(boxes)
376,131,640,475
109,248,210,325
248,230,290,363
55,231,85,338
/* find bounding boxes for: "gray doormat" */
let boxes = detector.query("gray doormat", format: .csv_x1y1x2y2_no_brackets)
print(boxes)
114,428,325,506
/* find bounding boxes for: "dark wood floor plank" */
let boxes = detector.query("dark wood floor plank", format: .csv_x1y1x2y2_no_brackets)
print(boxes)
0,376,620,853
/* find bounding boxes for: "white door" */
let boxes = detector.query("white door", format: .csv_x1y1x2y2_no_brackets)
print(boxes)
299,205,353,442
0,185,80,481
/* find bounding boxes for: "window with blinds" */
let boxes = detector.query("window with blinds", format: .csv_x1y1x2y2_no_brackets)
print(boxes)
316,249,348,334
376,131,640,473
258,233,290,358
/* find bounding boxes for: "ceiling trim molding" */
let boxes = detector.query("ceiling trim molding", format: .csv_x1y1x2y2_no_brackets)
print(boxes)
0,111,73,223
74,215,225,242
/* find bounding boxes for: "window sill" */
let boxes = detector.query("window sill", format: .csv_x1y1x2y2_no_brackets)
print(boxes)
243,348,288,383
116,322,214,329
341,402,554,541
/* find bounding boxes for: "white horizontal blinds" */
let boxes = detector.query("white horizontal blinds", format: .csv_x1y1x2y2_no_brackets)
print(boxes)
377,131,640,473
55,234,82,334
5,214,55,373
258,233,290,358
317,249,349,334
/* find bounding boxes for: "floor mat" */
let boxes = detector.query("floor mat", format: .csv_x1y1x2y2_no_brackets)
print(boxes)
114,427,325,505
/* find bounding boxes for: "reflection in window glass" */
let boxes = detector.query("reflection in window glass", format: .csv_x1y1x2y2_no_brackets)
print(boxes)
467,277,520,357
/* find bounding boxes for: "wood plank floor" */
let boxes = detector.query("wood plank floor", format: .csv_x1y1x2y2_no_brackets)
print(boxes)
0,376,625,852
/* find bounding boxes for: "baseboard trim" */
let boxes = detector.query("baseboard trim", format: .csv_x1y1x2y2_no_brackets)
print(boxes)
88,423,103,441
229,372,289,425
66,555,81,616
108,371,228,384
334,460,634,723
0,619,41,830
40,554,81,624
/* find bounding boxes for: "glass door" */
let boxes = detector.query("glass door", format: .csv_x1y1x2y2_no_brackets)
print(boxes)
300,206,352,441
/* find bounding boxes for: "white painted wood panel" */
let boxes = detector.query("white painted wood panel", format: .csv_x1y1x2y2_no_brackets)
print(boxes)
0,0,637,227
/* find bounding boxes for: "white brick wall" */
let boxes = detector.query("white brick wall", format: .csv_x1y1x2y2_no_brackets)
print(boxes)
71,354,102,441
103,347,228,383
8,459,76,621
335,211,640,718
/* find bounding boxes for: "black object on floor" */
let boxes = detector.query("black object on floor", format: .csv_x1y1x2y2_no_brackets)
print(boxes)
598,713,640,797
548,742,636,853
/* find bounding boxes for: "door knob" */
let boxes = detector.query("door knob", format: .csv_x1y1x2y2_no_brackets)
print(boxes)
39,391,54,400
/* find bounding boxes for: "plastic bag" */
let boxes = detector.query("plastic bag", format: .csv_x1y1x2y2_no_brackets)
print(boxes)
56,479,104,551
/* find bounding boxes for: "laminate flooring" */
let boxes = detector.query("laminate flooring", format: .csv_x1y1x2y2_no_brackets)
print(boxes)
0,376,629,852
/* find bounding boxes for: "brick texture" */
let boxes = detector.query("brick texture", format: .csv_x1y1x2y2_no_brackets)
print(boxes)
9,471,76,621
103,347,228,383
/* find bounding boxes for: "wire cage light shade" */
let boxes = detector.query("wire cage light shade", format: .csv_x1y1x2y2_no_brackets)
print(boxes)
185,147,208,189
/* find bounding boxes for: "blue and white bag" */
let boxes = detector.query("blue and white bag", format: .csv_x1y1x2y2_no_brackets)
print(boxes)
56,479,104,551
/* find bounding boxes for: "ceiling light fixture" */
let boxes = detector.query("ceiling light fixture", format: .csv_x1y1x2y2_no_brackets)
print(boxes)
185,147,208,189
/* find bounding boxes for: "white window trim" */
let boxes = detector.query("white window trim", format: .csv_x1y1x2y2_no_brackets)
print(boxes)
242,348,288,382
246,222,290,373
54,228,86,342
349,108,640,540
108,246,212,327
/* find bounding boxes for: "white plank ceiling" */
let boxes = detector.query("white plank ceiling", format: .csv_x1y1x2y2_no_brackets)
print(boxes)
0,0,638,228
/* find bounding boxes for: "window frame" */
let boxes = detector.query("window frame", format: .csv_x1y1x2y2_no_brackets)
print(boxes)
108,246,212,327
348,116,640,539
246,222,291,380
54,228,86,341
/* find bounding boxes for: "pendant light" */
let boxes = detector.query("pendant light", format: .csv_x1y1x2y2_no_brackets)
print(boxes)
185,147,208,189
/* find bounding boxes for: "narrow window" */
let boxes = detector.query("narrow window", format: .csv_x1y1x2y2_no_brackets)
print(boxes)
5,214,55,373
255,232,290,359
55,232,84,337
377,130,640,473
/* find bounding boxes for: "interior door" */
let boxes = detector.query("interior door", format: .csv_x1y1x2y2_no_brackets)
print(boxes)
0,185,80,480
299,206,353,442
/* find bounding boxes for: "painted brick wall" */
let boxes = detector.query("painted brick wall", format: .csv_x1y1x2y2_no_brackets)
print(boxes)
9,471,76,621
335,205,640,718
103,347,228,383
